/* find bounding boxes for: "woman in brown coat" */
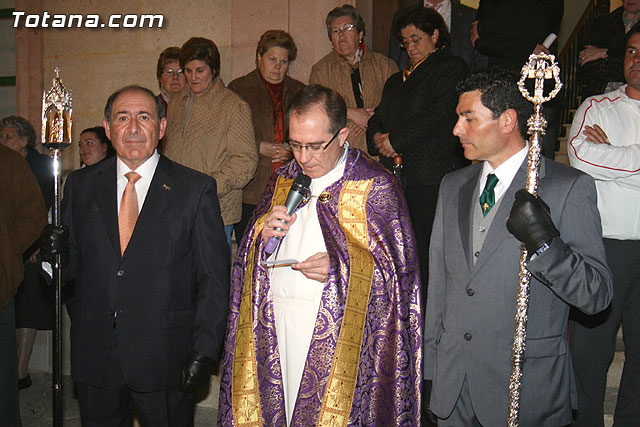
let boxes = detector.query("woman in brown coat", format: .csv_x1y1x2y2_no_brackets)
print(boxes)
228,30,305,243
309,4,397,154
163,37,258,247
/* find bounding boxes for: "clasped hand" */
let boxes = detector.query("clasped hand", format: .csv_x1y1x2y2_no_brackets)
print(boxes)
347,107,374,137
373,132,397,158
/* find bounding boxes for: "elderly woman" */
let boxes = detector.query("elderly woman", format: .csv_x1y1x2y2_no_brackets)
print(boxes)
163,37,257,246
309,4,397,154
0,115,53,390
78,126,114,166
228,30,305,243
367,8,469,309
156,46,186,112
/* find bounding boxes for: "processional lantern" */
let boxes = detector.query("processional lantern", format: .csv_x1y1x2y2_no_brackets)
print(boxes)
42,66,72,427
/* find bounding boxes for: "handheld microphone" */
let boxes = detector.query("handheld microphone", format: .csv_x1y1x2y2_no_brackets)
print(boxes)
264,173,311,256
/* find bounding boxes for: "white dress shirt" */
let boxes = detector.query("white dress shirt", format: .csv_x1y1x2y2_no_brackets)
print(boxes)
479,144,529,204
116,151,160,214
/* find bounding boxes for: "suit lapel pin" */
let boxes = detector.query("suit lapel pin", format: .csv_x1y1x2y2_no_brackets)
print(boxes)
318,192,332,204
162,184,172,191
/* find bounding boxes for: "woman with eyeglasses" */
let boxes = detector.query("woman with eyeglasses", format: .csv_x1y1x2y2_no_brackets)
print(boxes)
156,46,186,112
309,4,397,155
367,7,469,312
228,30,305,244
163,37,258,248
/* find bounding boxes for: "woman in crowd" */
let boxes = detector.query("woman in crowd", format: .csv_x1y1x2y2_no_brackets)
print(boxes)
156,46,186,112
228,30,305,243
163,37,257,247
367,8,469,308
0,115,53,390
78,126,114,167
309,4,397,154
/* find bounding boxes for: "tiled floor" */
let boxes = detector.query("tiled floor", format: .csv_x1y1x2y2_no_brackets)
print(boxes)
20,351,624,426
20,373,218,426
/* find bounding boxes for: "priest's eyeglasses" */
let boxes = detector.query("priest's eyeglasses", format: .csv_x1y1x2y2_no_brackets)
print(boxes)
285,130,340,152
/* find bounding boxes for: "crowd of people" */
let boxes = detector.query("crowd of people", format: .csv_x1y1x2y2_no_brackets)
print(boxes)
0,2,638,426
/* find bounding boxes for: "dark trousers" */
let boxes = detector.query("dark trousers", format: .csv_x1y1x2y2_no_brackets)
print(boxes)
570,238,640,426
76,334,195,427
0,298,21,427
404,184,439,310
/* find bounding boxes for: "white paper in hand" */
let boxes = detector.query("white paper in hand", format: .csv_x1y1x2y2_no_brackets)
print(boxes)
261,258,300,268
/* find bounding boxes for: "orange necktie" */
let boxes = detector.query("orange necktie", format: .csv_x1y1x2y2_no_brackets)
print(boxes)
119,171,141,255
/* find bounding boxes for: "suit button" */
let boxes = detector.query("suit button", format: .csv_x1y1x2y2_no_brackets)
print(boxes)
474,251,480,257
466,289,474,296
464,333,472,341
116,270,124,277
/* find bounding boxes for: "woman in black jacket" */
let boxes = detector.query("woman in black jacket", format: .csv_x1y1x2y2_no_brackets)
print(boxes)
367,7,469,309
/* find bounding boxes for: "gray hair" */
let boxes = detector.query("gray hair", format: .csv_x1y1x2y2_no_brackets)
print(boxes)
0,115,36,149
325,4,365,41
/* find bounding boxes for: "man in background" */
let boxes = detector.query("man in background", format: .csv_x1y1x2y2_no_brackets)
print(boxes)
568,23,640,426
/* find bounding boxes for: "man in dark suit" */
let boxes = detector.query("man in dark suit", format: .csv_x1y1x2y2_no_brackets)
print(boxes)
41,85,230,425
388,0,485,72
423,69,613,425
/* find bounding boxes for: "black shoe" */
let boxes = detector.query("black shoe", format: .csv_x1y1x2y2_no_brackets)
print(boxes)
18,374,32,390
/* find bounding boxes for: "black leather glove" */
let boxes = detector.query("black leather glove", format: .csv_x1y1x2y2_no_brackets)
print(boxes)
179,350,213,392
506,189,560,254
39,224,69,266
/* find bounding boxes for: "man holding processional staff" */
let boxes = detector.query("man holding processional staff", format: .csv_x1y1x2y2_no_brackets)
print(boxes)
423,68,613,426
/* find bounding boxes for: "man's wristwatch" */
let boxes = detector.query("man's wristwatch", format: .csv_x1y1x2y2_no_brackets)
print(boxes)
533,241,551,258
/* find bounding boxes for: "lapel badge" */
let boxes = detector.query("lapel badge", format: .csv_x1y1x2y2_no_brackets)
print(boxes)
162,184,172,191
318,192,332,204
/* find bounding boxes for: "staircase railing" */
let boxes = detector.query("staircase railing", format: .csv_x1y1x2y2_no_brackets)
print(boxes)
558,0,608,126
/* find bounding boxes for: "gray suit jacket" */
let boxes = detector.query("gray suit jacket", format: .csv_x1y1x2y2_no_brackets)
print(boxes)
424,158,612,426
388,0,486,72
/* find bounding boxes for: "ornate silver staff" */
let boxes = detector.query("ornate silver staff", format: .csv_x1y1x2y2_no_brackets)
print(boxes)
42,67,72,427
507,54,562,426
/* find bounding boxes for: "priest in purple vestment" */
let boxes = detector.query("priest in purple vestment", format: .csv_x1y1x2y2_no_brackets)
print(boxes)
218,85,422,426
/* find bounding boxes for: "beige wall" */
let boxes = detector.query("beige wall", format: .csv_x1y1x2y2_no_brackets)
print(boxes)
32,0,353,171
41,0,232,170
30,0,603,173
230,0,356,83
